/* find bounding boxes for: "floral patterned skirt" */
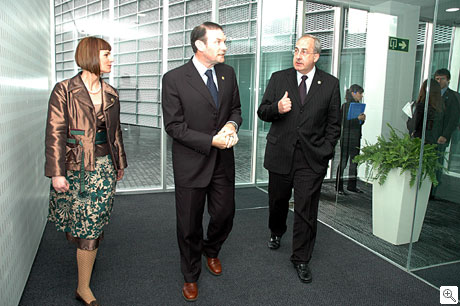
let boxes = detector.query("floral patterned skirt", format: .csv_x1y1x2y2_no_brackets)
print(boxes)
48,155,117,240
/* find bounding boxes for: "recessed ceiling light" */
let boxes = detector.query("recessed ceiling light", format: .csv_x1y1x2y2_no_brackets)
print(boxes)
446,7,459,12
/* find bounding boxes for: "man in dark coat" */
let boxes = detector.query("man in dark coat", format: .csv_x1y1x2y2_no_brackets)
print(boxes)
433,68,460,198
257,34,341,284
162,22,242,302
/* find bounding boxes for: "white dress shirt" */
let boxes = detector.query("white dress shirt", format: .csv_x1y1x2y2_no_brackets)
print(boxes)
192,55,219,90
191,56,238,131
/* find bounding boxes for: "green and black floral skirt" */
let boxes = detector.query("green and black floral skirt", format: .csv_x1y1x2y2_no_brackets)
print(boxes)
48,155,117,241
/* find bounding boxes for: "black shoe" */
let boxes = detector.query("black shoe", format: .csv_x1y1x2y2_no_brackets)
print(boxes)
293,263,312,283
347,188,363,193
337,190,348,196
268,234,281,250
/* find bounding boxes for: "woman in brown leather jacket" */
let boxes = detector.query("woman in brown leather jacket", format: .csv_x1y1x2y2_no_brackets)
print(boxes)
45,37,127,306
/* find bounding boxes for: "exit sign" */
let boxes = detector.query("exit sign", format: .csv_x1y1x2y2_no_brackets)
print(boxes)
389,36,409,52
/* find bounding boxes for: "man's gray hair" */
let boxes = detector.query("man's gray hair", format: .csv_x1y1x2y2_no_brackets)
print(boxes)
298,34,321,54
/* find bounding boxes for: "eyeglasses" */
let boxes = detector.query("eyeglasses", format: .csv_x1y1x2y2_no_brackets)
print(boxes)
293,48,317,56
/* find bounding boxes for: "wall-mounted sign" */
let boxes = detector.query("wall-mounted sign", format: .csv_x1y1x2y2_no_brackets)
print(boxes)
389,36,409,52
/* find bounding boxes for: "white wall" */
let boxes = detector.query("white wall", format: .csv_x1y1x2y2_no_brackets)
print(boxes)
362,1,420,145
0,1,52,305
450,27,460,92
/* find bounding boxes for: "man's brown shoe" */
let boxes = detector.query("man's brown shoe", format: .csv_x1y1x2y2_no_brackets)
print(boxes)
206,257,222,276
182,282,198,302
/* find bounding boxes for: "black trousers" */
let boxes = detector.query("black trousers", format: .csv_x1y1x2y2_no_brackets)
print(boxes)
336,135,360,191
174,153,235,283
268,145,326,264
431,142,448,196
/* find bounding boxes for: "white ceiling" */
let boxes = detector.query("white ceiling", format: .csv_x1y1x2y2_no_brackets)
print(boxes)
323,0,460,26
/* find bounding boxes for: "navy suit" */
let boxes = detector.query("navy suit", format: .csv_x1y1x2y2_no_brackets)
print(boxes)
258,67,341,263
162,60,242,282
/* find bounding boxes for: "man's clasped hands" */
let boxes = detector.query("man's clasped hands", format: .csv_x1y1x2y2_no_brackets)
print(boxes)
212,123,239,149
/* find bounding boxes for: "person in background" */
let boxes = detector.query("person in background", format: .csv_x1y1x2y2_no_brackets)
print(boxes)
335,84,366,195
45,37,127,306
434,69,460,146
412,79,444,144
432,69,460,198
257,34,341,284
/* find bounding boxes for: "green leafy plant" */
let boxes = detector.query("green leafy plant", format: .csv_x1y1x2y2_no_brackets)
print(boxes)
353,124,443,187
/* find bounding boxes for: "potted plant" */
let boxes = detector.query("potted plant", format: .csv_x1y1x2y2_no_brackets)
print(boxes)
353,124,443,245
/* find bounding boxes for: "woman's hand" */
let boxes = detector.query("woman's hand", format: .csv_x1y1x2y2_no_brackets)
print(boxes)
117,169,124,181
358,113,366,121
52,176,69,193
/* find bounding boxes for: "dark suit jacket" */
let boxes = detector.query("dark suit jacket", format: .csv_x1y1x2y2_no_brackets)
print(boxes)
440,88,460,142
162,60,242,188
341,102,364,136
257,67,341,174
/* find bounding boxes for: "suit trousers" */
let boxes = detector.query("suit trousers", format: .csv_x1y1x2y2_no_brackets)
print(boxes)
174,151,235,282
431,142,448,197
268,144,326,264
336,135,360,191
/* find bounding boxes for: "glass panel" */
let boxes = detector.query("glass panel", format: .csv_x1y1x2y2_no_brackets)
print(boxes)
255,0,297,186
333,7,367,182
410,0,460,288
165,0,213,189
219,0,257,184
304,1,334,73
113,2,164,191
54,0,164,190
314,0,448,280
413,23,453,101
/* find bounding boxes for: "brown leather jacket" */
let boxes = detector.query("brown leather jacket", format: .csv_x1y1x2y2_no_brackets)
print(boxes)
45,73,127,177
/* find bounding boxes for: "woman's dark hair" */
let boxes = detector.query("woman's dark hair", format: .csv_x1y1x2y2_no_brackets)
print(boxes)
75,37,111,75
416,79,443,111
345,84,364,102
190,22,223,53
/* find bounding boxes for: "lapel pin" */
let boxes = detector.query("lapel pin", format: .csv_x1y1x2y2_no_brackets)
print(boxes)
222,76,225,80
318,80,322,85
111,98,115,102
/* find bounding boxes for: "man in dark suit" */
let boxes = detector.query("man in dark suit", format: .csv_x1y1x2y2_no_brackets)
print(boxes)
162,22,242,301
257,34,341,283
432,68,460,198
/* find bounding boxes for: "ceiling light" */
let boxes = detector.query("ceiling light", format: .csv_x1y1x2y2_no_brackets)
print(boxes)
446,8,459,12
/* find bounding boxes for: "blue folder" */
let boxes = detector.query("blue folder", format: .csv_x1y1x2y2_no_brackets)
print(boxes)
347,102,366,120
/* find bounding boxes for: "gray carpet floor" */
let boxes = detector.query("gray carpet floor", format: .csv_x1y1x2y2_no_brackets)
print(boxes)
319,181,460,270
414,262,460,288
19,188,439,305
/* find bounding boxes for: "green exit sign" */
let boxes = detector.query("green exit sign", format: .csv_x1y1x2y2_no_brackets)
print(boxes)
389,36,409,52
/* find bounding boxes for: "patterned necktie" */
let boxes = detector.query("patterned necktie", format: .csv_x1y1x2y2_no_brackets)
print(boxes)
205,69,218,108
299,75,308,105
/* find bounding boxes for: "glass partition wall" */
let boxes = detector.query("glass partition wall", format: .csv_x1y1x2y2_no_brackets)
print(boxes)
54,0,459,289
55,0,165,190
54,0,283,192
303,0,460,290
409,0,460,287
255,0,298,187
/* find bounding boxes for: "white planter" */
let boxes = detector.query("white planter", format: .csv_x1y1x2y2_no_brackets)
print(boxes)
372,168,432,245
